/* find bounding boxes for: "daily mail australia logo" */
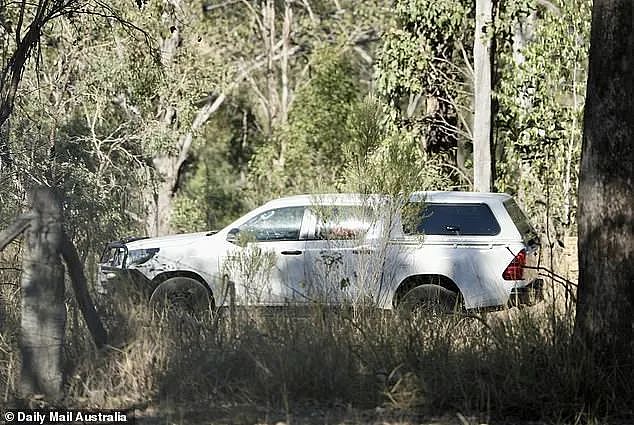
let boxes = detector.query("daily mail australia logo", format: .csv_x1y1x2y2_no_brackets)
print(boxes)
4,409,131,424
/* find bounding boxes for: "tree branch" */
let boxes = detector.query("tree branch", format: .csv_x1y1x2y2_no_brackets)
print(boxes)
60,231,107,349
0,212,33,251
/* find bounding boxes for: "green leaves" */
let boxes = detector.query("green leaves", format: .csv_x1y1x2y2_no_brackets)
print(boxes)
376,0,474,180
495,0,591,231
246,46,360,202
288,47,358,168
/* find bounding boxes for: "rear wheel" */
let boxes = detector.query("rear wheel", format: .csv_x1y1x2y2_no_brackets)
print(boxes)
397,284,461,316
150,277,212,313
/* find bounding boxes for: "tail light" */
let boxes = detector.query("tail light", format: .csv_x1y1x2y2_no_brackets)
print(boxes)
503,249,526,280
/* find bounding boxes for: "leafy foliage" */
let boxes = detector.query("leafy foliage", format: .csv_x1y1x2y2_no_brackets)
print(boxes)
171,101,258,232
377,0,473,158
246,47,360,203
496,0,591,235
0,0,590,249
340,96,453,195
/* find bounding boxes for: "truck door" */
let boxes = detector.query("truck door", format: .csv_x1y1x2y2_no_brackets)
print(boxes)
223,206,308,305
302,205,377,305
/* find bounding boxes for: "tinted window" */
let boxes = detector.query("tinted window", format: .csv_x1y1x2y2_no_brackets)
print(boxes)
503,199,538,244
240,207,305,241
404,203,500,236
312,205,373,240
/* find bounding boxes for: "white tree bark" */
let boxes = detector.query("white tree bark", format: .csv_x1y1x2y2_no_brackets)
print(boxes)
473,0,493,192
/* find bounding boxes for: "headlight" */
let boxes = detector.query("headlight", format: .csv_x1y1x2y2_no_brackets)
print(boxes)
126,248,160,267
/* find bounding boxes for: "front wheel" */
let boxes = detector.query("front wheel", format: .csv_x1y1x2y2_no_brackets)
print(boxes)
397,284,461,316
150,277,213,313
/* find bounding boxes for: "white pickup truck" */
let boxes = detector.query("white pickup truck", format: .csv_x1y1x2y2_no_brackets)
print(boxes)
98,191,543,312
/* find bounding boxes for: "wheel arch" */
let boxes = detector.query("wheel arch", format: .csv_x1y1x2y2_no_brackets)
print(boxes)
152,271,214,298
393,274,461,308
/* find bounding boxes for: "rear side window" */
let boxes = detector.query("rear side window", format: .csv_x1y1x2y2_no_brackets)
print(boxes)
311,205,374,240
503,199,538,244
404,203,501,236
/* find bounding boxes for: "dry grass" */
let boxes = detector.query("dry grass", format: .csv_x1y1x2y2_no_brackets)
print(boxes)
64,293,631,423
1,246,632,424
0,246,21,406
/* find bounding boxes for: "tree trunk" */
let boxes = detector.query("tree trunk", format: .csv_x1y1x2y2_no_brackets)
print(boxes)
574,0,633,366
473,0,493,192
20,188,66,400
0,23,42,168
144,0,187,237
0,119,11,170
146,154,181,237
265,0,278,138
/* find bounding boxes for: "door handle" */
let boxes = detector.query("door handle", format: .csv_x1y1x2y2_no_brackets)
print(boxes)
352,248,374,254
281,250,303,255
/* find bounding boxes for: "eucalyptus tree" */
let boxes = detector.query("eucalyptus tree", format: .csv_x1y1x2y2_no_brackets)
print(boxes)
574,0,633,370
377,0,591,228
0,0,155,249
496,0,590,235
0,2,158,251
172,0,390,228
0,0,148,170
377,0,475,190
79,0,390,236
473,0,493,191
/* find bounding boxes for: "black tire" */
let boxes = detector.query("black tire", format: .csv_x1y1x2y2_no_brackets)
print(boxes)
149,277,212,313
397,284,460,316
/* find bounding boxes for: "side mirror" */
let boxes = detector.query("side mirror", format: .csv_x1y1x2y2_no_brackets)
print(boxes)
226,228,240,244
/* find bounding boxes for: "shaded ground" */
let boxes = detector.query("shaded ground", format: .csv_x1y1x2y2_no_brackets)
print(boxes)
133,403,551,425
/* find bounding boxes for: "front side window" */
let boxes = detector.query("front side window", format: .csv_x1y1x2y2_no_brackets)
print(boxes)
100,247,125,267
240,207,305,241
404,203,501,236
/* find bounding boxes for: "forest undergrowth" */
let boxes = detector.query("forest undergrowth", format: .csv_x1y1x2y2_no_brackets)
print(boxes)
1,251,631,425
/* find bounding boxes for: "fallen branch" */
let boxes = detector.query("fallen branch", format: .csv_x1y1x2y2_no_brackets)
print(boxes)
60,231,108,349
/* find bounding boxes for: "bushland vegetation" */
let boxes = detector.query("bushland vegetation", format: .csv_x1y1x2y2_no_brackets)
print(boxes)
0,0,632,423
2,261,630,424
